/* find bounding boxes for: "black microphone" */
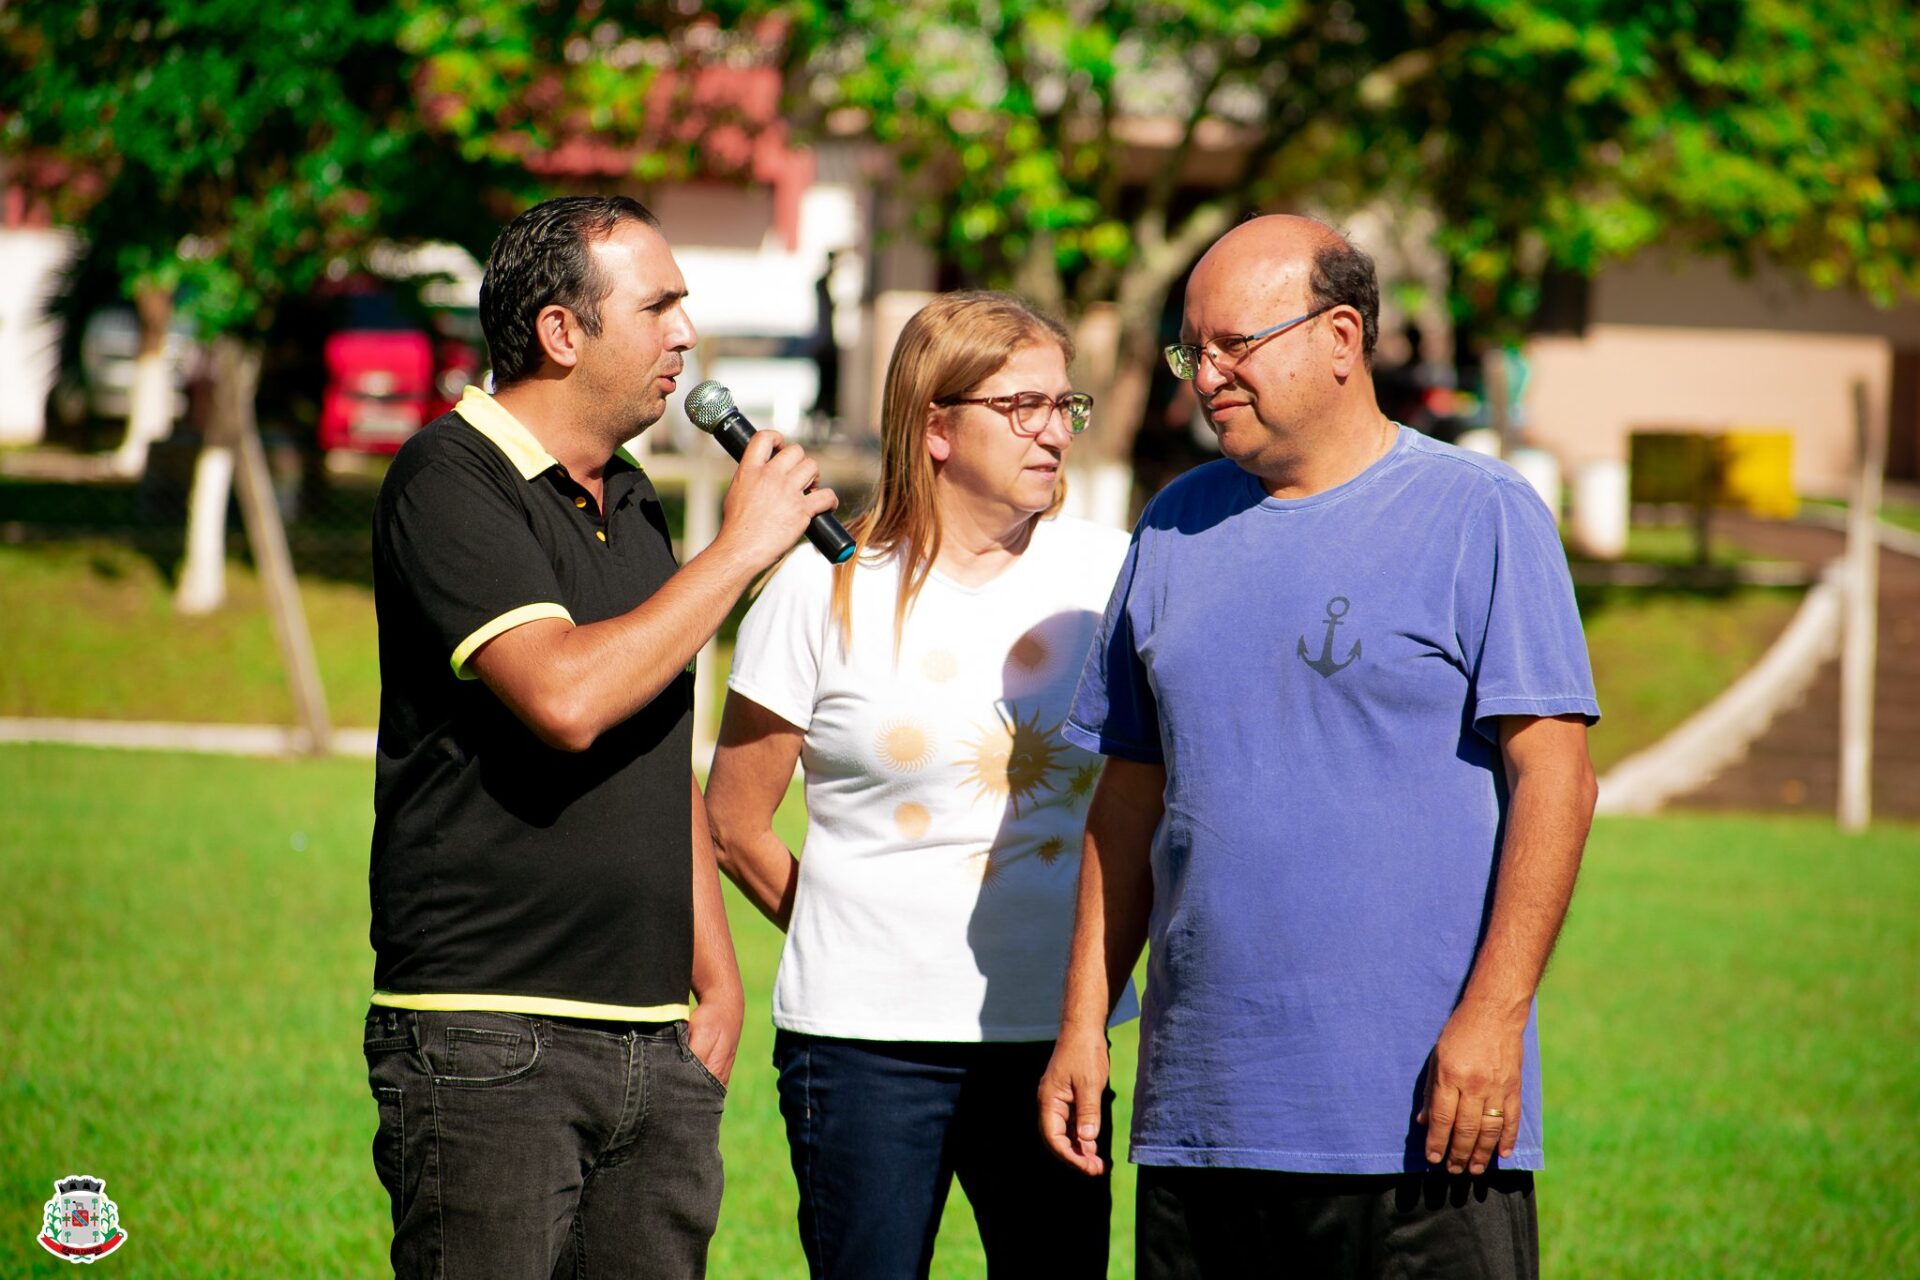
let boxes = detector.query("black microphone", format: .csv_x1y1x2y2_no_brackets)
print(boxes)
684,380,857,564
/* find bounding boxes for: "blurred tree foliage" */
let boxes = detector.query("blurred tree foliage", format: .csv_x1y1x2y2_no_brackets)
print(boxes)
0,0,526,610
394,2,780,184
751,0,1920,467
5,0,1914,480
0,0,519,339
1388,0,1920,332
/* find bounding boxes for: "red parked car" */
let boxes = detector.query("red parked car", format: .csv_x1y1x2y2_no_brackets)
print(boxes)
315,283,481,454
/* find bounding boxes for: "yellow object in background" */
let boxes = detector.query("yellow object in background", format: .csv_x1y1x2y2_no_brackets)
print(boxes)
1718,430,1798,518
1628,428,1797,519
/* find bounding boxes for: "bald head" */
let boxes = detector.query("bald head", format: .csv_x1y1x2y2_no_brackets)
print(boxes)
1189,216,1379,367
1192,215,1342,291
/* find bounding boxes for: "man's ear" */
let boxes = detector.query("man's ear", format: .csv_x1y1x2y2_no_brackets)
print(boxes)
925,407,953,463
535,304,585,371
1326,306,1366,380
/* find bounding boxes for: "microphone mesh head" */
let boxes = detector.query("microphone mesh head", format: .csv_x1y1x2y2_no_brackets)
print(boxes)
685,381,735,432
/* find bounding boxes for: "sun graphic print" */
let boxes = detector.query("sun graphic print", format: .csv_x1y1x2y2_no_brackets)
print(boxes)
1034,834,1067,865
957,702,1065,817
874,719,937,773
1066,761,1101,805
893,802,932,839
969,847,1009,887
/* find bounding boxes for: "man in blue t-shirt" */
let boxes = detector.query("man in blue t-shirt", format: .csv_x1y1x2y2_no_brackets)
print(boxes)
1039,217,1599,1279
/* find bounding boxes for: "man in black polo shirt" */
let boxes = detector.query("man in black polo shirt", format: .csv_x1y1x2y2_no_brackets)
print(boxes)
363,196,837,1279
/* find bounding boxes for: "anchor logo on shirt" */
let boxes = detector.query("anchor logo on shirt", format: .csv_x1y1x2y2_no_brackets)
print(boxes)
1298,596,1361,678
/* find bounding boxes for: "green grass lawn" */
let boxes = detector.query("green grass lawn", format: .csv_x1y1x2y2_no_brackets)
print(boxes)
1605,523,1768,568
0,541,383,727
0,538,1802,776
2,744,1915,1277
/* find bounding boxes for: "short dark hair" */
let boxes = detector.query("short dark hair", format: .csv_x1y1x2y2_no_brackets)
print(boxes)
479,196,661,386
1308,238,1380,367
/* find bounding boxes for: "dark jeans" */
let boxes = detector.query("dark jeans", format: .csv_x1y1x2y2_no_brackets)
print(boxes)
773,1030,1112,1279
364,1007,725,1280
1138,1166,1538,1280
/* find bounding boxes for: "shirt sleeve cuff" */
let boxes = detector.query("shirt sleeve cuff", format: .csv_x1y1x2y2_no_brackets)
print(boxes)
723,676,813,732
1472,696,1602,741
1061,717,1165,764
450,603,575,680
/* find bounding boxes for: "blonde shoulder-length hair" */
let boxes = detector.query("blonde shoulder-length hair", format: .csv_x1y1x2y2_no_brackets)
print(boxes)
829,290,1073,652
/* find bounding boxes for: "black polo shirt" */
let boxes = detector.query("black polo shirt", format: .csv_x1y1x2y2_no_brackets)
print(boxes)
368,386,694,1019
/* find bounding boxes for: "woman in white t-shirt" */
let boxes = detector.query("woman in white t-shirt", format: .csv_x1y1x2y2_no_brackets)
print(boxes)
707,291,1136,1279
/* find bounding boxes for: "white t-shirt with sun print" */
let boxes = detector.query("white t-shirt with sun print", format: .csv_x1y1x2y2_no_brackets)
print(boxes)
727,515,1141,1041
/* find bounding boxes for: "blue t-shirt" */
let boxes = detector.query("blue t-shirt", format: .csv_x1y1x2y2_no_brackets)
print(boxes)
1064,428,1600,1174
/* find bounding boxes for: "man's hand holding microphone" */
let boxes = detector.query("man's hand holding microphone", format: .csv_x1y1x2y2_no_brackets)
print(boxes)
690,381,856,567
711,427,842,571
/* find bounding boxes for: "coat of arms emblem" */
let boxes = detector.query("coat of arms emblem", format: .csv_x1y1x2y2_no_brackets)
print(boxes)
39,1175,127,1263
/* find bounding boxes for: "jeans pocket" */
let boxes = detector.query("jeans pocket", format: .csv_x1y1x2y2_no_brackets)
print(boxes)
420,1012,542,1088
676,1022,729,1098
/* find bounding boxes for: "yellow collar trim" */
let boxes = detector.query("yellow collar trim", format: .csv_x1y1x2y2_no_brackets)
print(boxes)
455,386,644,481
454,385,558,481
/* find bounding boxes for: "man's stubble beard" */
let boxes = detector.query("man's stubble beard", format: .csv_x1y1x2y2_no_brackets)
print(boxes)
584,362,667,449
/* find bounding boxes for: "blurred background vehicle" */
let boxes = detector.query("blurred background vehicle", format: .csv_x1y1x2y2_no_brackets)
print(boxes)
44,305,199,444
312,282,481,455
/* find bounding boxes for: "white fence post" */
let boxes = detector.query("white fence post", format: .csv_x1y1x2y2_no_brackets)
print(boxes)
1838,378,1885,832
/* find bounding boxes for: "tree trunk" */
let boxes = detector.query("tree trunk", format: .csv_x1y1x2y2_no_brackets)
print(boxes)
175,334,332,751
173,337,243,615
230,355,333,757
1064,303,1165,530
112,282,177,478
174,446,235,612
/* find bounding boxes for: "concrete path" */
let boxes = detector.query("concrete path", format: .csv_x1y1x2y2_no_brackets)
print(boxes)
0,717,378,757
0,718,726,768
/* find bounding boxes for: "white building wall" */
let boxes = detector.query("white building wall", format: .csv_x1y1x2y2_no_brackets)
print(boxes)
0,228,78,444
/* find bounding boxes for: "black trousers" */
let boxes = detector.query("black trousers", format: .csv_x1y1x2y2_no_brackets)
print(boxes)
1138,1166,1538,1280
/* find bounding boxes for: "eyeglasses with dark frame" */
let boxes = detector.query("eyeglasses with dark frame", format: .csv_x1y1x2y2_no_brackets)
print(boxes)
936,391,1095,436
1163,304,1337,381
